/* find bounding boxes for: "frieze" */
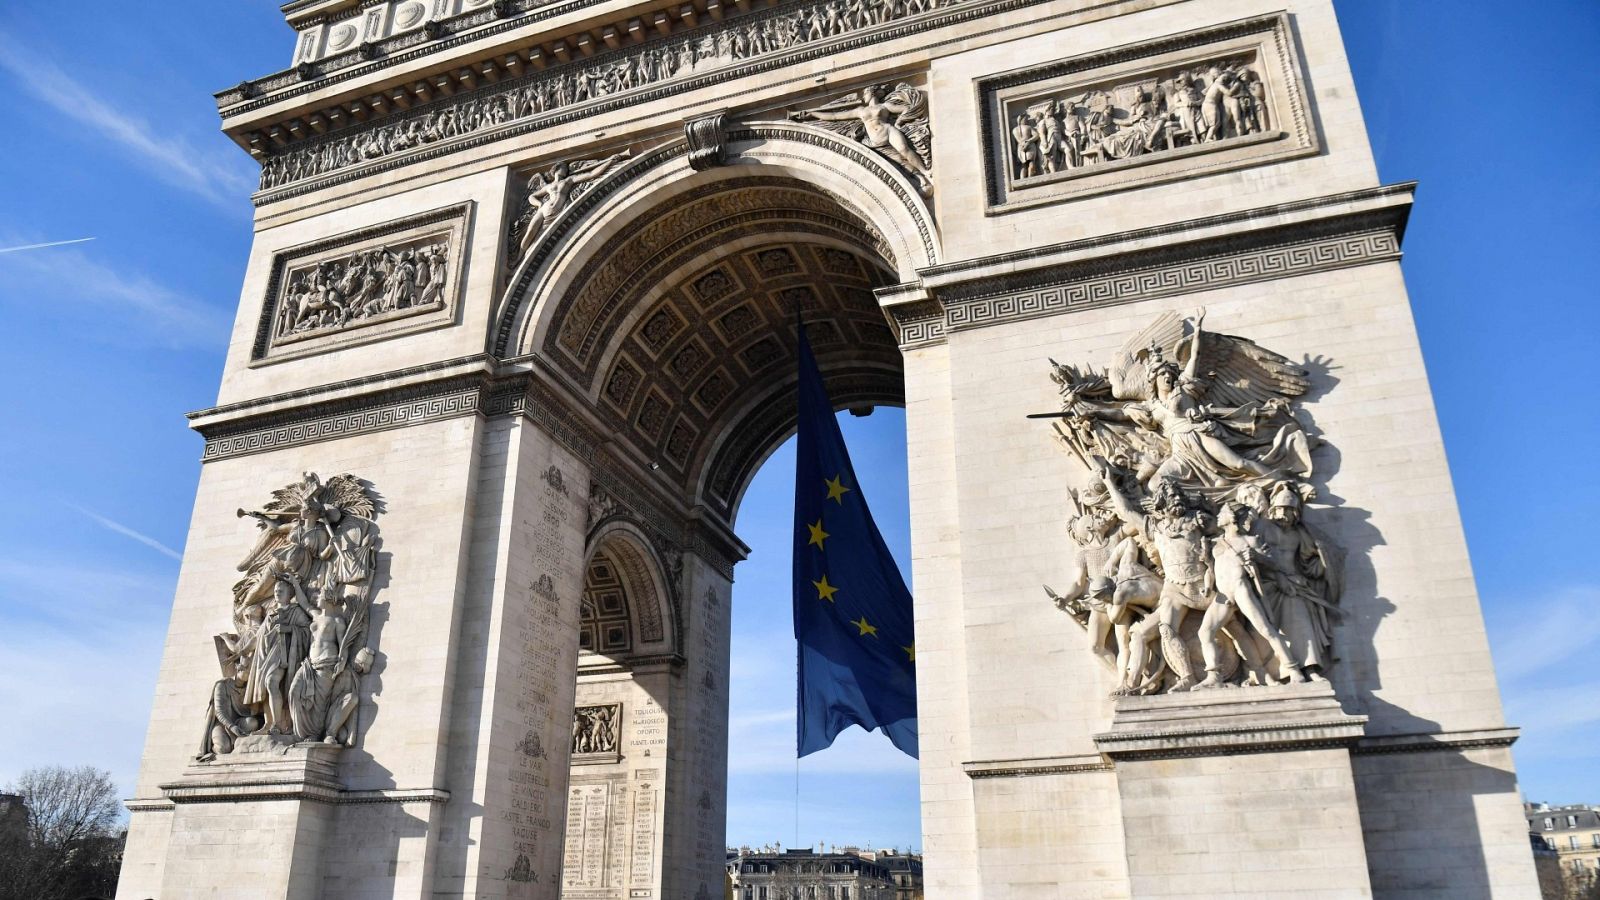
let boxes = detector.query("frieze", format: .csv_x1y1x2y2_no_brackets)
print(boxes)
250,0,991,199
252,203,471,364
978,13,1317,211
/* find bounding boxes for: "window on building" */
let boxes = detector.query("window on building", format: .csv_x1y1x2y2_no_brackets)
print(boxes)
1592,833,1600,848
1570,815,1580,828
1572,836,1582,850
1573,859,1588,873
758,887,768,900
841,888,850,900
1547,818,1556,831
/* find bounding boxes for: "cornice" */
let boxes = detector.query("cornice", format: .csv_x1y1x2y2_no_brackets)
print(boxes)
887,184,1414,346
1353,727,1520,756
236,0,1066,201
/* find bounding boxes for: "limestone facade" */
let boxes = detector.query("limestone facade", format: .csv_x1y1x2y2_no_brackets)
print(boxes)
117,0,1539,897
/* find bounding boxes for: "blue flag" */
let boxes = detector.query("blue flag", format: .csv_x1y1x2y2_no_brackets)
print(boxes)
792,323,918,759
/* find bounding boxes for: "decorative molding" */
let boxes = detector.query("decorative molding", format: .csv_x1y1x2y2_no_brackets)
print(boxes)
884,297,945,349
944,227,1400,333
1353,728,1520,756
251,202,472,364
200,380,482,461
963,755,1114,779
242,0,1020,202
977,12,1318,212
911,187,1411,339
685,111,730,171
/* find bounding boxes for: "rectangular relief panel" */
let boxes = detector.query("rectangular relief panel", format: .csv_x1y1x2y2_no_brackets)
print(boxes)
250,202,472,364
978,12,1317,213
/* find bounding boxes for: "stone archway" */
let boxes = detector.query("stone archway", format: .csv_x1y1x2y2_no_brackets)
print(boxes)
509,125,933,900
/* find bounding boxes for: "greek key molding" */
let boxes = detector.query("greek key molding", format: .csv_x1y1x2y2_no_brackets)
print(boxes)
201,382,482,461
944,228,1400,334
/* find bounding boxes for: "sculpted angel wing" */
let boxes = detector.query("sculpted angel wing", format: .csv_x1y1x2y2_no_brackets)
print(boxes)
1187,331,1310,409
886,83,932,167
1107,309,1187,400
321,473,376,522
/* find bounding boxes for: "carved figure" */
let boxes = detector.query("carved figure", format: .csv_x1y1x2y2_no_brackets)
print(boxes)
274,240,449,342
790,83,933,195
196,671,261,762
1034,309,1342,694
1012,114,1042,179
198,473,383,757
572,705,619,754
512,150,633,264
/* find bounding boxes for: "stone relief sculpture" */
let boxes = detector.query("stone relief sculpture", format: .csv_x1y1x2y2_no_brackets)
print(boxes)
1037,309,1341,695
274,239,449,341
1006,59,1271,182
790,83,933,194
508,150,632,266
258,0,974,190
197,472,382,760
572,704,619,755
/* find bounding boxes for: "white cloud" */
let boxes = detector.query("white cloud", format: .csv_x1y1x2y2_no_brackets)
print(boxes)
0,37,256,211
1488,586,1600,683
70,504,183,561
0,235,231,350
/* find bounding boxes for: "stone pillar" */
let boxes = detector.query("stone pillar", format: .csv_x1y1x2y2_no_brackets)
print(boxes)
1094,685,1373,897
436,415,590,897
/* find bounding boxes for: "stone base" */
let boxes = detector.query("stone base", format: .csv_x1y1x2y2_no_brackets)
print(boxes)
155,741,344,900
1096,683,1376,898
1094,681,1368,759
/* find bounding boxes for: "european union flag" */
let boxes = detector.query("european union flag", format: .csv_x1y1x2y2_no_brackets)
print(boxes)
792,323,918,759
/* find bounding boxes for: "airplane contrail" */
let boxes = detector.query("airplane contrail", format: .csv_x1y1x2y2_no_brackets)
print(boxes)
0,237,96,254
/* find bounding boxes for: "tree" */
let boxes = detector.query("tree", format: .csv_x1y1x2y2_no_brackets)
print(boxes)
0,766,125,900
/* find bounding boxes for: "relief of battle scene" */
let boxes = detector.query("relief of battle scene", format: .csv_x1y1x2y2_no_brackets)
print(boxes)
1038,310,1343,696
1005,53,1274,185
273,234,450,344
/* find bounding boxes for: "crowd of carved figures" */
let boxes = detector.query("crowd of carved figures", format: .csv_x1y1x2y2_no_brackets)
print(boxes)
275,241,448,339
1009,60,1270,181
572,705,619,755
1040,310,1342,695
258,0,971,189
197,473,383,760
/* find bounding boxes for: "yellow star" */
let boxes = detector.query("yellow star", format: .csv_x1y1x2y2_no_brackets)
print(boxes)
824,474,851,504
807,519,829,550
812,575,839,603
902,644,915,662
852,616,878,638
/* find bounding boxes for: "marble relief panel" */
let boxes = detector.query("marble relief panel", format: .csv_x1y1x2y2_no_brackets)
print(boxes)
251,203,471,363
978,13,1318,212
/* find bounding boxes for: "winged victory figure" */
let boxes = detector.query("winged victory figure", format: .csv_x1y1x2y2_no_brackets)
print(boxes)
1035,309,1343,695
198,472,384,759
790,82,933,195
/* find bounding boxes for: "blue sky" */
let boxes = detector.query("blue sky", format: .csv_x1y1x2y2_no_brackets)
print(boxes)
0,0,1596,855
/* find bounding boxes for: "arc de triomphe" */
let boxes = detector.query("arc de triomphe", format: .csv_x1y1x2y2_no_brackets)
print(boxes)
119,0,1540,897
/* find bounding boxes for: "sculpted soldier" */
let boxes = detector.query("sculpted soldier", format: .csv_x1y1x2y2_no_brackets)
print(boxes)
1256,482,1340,680
1193,501,1306,688
1097,470,1215,693
196,670,261,762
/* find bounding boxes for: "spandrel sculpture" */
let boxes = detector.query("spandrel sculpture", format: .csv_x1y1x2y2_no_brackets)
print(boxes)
790,82,933,194
197,472,382,761
1037,310,1341,695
